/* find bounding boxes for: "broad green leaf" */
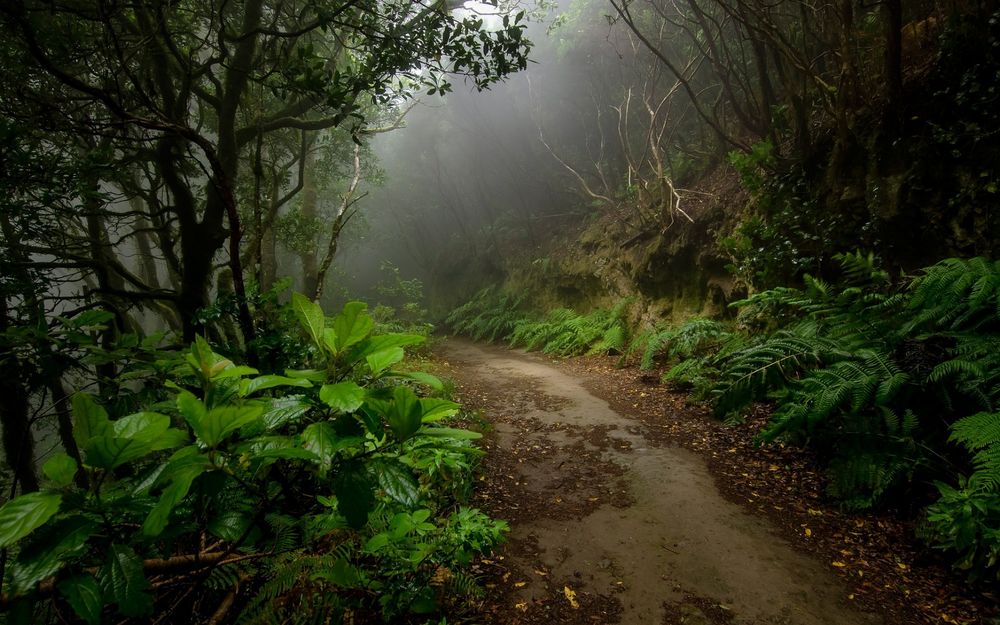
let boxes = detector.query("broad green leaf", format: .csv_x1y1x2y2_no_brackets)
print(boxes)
392,371,445,391
356,334,425,358
291,292,326,349
376,459,420,507
150,428,189,451
322,327,339,356
142,454,212,537
113,411,170,442
84,436,153,469
319,381,366,413
100,544,152,617
0,491,62,548
42,453,78,487
302,422,339,465
239,375,313,397
176,391,207,431
417,427,483,440
419,398,460,422
11,517,96,594
191,405,263,448
364,532,390,552
72,394,111,449
57,575,103,625
366,347,405,375
357,407,386,440
261,396,311,429
212,365,259,380
187,336,235,380
388,386,423,442
333,301,373,352
334,463,374,529
284,368,327,382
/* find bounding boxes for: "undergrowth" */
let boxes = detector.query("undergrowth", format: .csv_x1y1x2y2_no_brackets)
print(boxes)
448,253,1000,582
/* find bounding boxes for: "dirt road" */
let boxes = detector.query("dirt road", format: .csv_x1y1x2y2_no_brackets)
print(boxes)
439,338,883,625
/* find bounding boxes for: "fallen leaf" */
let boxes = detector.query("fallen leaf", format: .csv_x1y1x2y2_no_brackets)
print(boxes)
805,527,812,537
515,601,528,612
564,586,579,609
832,561,847,568
514,581,527,588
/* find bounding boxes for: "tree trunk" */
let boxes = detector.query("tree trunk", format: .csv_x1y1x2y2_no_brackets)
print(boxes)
883,0,903,113
299,147,320,298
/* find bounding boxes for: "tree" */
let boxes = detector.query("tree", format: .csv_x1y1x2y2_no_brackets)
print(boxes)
0,0,531,343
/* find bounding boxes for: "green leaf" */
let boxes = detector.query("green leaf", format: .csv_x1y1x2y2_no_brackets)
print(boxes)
142,454,212,537
261,396,311,429
100,544,152,617
84,436,154,469
72,394,111,449
376,459,420,507
239,375,313,397
335,463,374,529
366,347,405,375
355,334,425,359
208,509,252,542
176,391,207,431
333,301,373,352
292,292,326,349
302,422,339,465
0,491,62,548
284,368,327,382
11,517,96,594
42,453,78,487
319,382,366,413
387,386,423,442
191,405,263,448
392,371,445,390
212,365,259,380
417,427,482,440
313,558,359,587
419,398,460,422
150,428,189,451
113,411,170,442
57,575,103,625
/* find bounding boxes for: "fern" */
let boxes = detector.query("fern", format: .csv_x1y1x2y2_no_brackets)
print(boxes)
713,326,849,418
950,411,1000,491
447,286,527,343
907,257,1000,332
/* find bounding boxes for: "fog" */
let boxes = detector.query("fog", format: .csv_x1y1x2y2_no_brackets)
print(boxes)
332,0,629,310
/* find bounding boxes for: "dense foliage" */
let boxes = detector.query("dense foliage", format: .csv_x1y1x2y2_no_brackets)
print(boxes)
0,296,504,624
446,288,630,356
448,254,1000,582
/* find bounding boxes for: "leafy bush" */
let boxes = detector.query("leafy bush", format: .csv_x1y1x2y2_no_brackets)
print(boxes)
448,287,632,357
445,287,526,343
0,294,504,623
708,253,1000,578
509,302,631,357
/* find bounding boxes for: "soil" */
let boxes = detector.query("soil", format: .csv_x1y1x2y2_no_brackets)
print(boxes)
432,338,998,625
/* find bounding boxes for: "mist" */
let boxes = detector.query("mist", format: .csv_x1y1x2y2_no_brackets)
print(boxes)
332,0,632,312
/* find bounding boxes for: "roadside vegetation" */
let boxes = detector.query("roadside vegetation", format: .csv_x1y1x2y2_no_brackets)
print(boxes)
0,295,503,624
446,252,1000,583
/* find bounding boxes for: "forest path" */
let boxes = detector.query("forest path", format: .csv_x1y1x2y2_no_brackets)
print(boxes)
438,338,883,625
